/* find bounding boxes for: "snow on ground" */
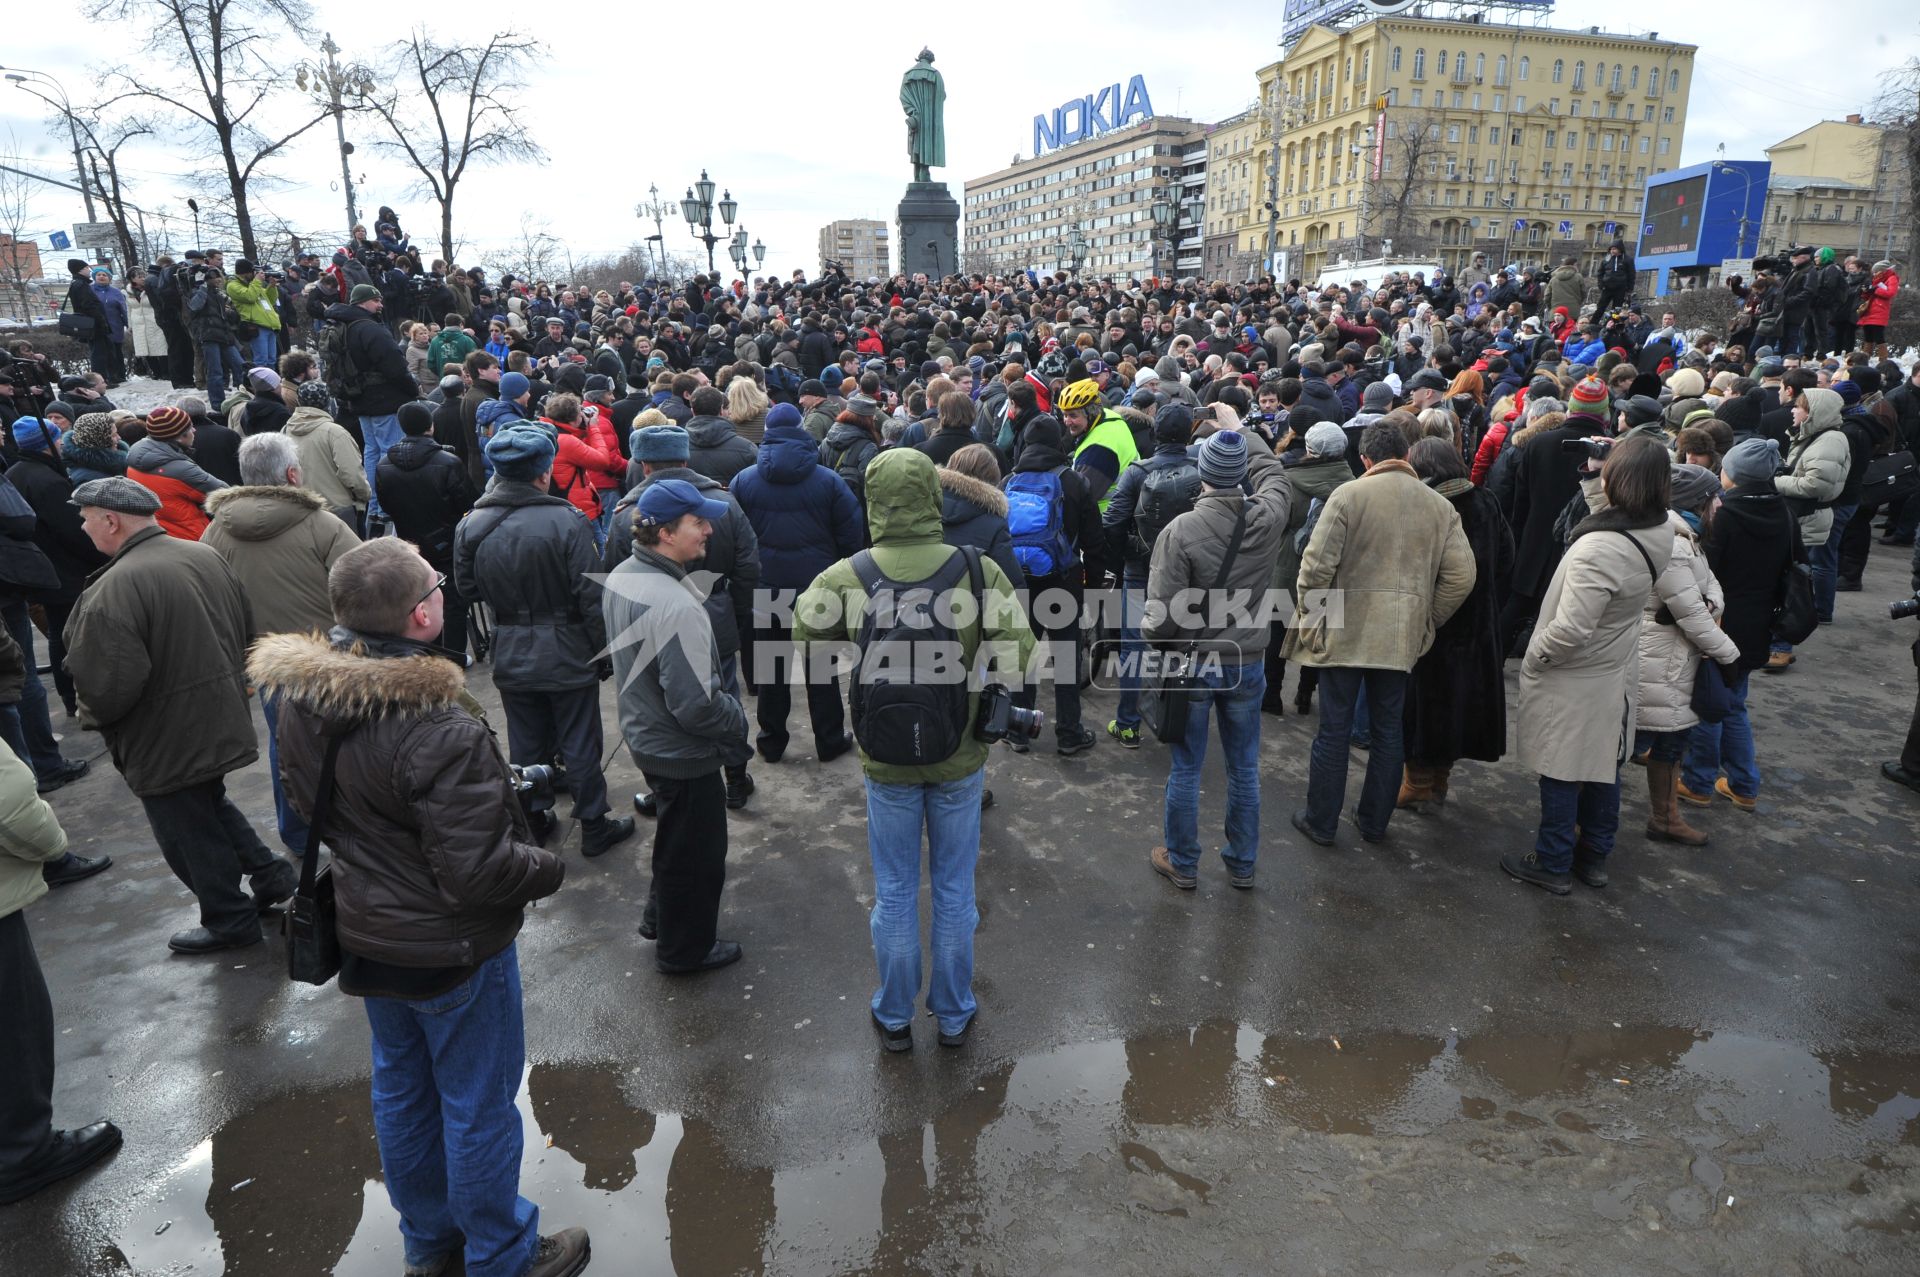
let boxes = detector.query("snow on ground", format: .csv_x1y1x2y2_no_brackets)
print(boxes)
106,376,199,414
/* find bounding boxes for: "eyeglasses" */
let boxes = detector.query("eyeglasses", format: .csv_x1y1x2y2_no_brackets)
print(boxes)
414,571,447,609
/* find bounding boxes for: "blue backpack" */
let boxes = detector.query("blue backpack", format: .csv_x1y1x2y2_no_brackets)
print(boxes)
1005,467,1075,578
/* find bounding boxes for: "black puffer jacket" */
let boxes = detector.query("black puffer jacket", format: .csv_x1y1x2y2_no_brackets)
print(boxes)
376,436,476,571
323,301,417,416
249,629,564,971
453,480,604,690
5,449,104,595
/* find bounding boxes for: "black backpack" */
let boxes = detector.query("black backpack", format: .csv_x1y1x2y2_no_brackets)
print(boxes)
848,546,983,767
319,322,370,403
1129,458,1202,560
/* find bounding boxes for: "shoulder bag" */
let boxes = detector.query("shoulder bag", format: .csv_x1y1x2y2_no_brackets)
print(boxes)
1140,504,1248,745
57,292,97,341
286,731,346,986
1773,520,1818,646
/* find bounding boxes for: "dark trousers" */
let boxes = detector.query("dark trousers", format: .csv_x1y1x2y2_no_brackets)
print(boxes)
1904,661,1920,774
0,910,54,1176
498,685,610,822
139,777,277,939
642,769,729,967
1884,495,1920,544
42,596,75,716
1304,667,1408,840
1012,575,1082,734
752,615,844,757
0,595,65,779
161,322,196,387
1498,588,1544,659
1838,502,1877,585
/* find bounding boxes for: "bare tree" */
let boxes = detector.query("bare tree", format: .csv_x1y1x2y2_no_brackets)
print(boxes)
0,156,43,323
1869,57,1919,265
1371,110,1446,254
485,212,562,286
78,117,155,274
85,0,332,260
362,30,546,268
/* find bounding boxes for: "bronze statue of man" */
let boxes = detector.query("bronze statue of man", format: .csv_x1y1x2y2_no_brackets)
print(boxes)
900,48,946,184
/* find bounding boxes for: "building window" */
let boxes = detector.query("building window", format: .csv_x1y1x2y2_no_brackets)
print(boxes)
1639,136,1649,154
1663,106,1675,124
1648,64,1661,95
1563,162,1573,181
1391,46,1402,72
1552,59,1564,83
1437,48,1447,75
1495,55,1508,85
1413,48,1425,79
1455,52,1468,80
1447,124,1461,142
1571,101,1581,118
1519,56,1531,81
1453,91,1464,108
1546,129,1556,149
1595,62,1607,89
1644,105,1654,122
1573,61,1586,90
1476,53,1486,80
1493,94,1504,111
1658,137,1670,155
1412,88,1423,107
1468,125,1479,144
1472,93,1482,110
1669,69,1680,94
1629,65,1640,89
1516,95,1527,111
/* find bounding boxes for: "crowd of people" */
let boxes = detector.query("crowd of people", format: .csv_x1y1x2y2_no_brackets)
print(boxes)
4,233,1918,1277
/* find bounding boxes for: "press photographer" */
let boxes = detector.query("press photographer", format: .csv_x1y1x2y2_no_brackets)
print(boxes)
794,448,1033,1052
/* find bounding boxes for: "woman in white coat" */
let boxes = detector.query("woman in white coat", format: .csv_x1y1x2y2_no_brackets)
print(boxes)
124,275,167,379
1633,465,1742,847
1504,436,1674,896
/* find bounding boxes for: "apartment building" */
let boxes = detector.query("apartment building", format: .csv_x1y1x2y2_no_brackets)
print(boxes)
1760,116,1911,263
816,219,890,281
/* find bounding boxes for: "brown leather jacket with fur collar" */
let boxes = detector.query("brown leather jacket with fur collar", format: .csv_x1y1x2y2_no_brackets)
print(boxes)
248,630,564,971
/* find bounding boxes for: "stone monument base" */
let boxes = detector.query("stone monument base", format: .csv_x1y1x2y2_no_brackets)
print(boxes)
898,181,959,279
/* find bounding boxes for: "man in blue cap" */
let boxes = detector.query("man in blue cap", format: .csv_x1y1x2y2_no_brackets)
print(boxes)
603,479,751,973
455,424,635,859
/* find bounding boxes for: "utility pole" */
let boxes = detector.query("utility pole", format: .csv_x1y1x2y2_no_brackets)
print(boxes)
2,68,96,220
1261,91,1305,280
296,36,374,240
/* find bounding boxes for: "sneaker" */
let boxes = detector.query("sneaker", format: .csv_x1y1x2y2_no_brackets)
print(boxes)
1499,851,1572,896
1290,808,1335,848
1675,779,1714,807
1149,845,1196,890
525,1226,591,1277
1715,777,1757,812
1106,719,1141,749
1055,725,1096,756
872,1010,912,1053
937,1014,975,1049
1227,864,1256,890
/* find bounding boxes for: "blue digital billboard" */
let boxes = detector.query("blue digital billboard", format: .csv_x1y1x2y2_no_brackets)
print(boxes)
1634,160,1771,275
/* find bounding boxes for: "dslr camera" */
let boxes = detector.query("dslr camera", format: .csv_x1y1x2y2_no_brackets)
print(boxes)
509,763,556,842
1892,595,1920,622
974,683,1043,747
1559,436,1615,462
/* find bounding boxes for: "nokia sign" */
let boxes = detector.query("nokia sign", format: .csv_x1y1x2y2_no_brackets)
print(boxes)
1032,76,1154,156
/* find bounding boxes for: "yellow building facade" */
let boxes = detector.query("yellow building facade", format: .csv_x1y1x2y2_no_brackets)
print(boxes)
1234,17,1694,282
1761,116,1911,263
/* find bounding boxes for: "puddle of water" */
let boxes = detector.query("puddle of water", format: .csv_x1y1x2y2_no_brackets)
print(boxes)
103,1026,1920,1275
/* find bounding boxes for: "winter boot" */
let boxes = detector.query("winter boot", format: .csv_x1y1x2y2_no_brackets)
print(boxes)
1396,762,1438,809
1644,760,1709,846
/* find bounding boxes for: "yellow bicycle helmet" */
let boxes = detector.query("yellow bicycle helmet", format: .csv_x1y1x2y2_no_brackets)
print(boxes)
1058,379,1103,413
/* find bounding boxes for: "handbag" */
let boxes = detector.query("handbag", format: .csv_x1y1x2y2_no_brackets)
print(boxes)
1139,504,1248,745
1690,659,1737,723
285,731,346,986
1860,450,1918,510
57,293,96,341
1773,524,1818,646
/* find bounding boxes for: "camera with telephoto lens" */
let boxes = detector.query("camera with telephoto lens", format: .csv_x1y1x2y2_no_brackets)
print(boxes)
1892,596,1920,621
509,763,556,841
974,683,1044,746
1559,436,1615,461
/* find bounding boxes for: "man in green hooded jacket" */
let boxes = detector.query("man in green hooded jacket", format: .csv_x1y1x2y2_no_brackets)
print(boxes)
795,449,1032,1053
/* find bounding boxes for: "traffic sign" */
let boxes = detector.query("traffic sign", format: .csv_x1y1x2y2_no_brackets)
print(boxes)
1643,223,1655,237
1603,221,1618,236
1558,220,1573,236
48,230,70,250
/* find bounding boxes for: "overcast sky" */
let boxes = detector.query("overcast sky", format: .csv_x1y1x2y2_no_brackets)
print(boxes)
2,0,1913,279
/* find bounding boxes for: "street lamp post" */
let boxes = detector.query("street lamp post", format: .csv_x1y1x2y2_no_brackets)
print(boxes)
1150,194,1173,280
294,36,375,241
679,170,738,277
752,238,766,276
1,66,95,221
1262,92,1307,280
1710,159,1757,259
636,182,673,280
1067,223,1089,277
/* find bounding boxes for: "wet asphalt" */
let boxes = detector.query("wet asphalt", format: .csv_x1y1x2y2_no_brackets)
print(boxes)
4,548,1919,1276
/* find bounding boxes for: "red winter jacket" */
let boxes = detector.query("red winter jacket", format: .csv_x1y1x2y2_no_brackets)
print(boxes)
126,435,225,539
545,413,624,517
1863,270,1899,328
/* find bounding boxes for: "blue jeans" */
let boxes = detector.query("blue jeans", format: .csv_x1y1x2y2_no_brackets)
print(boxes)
204,341,246,405
1534,773,1621,872
863,769,984,1035
0,596,65,779
359,414,405,519
259,690,309,851
1633,728,1687,764
1811,502,1857,623
246,327,277,370
1164,661,1264,874
364,943,539,1277
1683,670,1759,798
1115,575,1145,729
1305,667,1408,839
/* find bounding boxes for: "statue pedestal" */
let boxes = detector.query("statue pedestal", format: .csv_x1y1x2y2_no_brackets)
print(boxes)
898,181,959,279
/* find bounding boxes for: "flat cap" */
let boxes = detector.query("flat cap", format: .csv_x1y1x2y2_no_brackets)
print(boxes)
70,476,161,516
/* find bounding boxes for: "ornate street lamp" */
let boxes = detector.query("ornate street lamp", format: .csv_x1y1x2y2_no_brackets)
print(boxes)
680,169,738,275
1151,194,1174,279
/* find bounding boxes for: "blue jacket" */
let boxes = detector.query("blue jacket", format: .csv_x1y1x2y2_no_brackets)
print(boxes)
1562,335,1605,365
728,423,864,590
474,397,532,477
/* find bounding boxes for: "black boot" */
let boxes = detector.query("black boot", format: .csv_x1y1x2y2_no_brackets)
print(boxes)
725,765,754,810
580,814,636,859
42,852,111,888
0,1122,122,1205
